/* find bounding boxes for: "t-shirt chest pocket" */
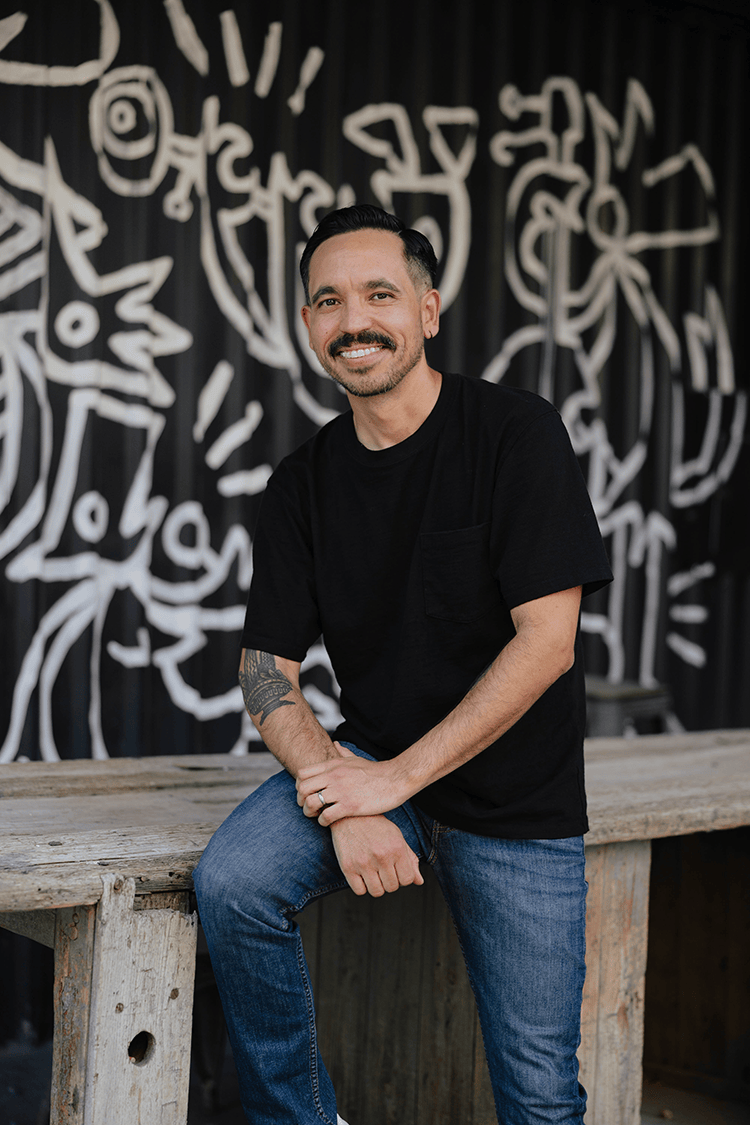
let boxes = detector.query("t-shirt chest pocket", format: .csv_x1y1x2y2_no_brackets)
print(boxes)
421,524,497,622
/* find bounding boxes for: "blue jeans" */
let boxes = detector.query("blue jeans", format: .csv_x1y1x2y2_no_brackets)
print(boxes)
193,745,588,1125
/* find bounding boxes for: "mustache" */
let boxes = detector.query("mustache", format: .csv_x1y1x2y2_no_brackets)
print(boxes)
329,331,396,357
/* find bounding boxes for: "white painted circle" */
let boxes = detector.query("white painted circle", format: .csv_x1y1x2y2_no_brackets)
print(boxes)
54,301,100,348
73,491,109,543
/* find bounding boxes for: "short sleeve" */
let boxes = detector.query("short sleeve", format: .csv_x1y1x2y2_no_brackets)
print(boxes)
490,409,612,609
241,465,322,662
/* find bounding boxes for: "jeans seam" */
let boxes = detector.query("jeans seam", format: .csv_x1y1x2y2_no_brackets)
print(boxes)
427,819,454,865
281,879,350,923
285,882,348,1124
293,932,337,1124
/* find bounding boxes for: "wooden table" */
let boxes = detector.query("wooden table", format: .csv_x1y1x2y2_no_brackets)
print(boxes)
1,730,749,1125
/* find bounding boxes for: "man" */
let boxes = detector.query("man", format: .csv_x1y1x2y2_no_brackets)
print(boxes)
194,204,612,1125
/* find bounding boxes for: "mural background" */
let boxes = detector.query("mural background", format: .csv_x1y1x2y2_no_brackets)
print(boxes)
0,0,748,768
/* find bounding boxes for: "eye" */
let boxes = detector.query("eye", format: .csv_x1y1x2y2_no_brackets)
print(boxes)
371,291,394,301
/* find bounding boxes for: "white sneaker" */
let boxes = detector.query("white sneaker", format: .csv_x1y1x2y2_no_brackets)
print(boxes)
337,1117,350,1125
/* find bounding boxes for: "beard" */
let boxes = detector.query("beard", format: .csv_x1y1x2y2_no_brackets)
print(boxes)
320,330,424,398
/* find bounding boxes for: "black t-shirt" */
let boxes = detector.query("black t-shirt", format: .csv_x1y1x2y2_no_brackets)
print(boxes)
242,373,612,838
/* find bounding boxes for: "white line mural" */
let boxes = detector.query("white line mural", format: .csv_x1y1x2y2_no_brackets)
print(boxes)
484,76,746,694
0,3,744,760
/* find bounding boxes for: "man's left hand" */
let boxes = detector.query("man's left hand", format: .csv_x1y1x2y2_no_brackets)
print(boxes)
296,744,407,825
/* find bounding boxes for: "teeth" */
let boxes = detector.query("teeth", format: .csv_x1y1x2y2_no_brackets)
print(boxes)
339,346,382,358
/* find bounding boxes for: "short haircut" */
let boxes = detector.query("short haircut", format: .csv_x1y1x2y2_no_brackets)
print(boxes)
300,204,438,303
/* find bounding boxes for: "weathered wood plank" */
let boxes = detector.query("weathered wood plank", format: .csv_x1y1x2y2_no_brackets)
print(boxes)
361,880,427,1125
585,732,750,844
1,736,749,1125
84,874,197,1125
579,840,651,1125
0,907,56,946
644,828,750,1104
2,733,749,912
0,844,210,911
304,871,492,1125
0,784,261,834
724,831,750,1102
471,1018,497,1125
52,904,96,1125
0,753,279,799
312,886,374,1122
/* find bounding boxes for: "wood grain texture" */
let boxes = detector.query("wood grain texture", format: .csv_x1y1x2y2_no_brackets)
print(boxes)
0,907,55,946
580,840,651,1125
643,828,750,1103
1,734,749,1125
83,875,197,1125
51,904,96,1125
1,732,748,911
584,731,750,843
301,870,494,1125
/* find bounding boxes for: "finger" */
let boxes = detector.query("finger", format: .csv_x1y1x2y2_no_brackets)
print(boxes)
347,861,385,898
379,865,400,894
344,871,367,895
396,852,424,887
312,794,336,819
364,874,386,898
332,741,355,757
297,761,333,781
318,802,346,827
299,783,330,816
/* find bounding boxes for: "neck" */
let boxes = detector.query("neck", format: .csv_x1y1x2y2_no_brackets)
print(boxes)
349,365,443,451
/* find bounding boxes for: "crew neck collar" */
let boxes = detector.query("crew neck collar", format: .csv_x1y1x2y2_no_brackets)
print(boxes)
342,372,458,466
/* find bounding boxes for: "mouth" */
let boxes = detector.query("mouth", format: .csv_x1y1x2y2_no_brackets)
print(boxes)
330,334,395,362
337,345,386,359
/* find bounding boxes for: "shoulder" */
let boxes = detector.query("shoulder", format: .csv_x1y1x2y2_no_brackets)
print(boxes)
452,373,556,421
447,373,562,452
267,410,352,491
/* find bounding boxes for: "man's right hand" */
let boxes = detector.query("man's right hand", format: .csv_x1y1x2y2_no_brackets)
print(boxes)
330,815,424,897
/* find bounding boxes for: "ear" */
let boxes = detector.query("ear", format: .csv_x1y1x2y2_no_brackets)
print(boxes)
421,288,441,340
300,304,313,346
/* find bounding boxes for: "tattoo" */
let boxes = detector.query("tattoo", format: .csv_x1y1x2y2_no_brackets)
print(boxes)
239,650,296,726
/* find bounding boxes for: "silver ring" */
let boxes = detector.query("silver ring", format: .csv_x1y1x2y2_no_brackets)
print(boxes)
317,790,326,808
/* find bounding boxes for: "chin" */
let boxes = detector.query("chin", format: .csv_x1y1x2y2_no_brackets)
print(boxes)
336,370,408,398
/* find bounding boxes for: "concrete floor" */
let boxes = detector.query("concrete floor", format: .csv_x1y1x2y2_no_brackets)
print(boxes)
2,1037,749,1125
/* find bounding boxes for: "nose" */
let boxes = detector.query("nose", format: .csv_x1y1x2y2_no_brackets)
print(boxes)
338,296,372,335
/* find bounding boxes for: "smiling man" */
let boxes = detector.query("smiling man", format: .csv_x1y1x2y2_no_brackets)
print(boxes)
194,205,613,1125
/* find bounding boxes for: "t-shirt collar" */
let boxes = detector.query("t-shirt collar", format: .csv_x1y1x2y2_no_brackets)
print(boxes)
343,372,458,467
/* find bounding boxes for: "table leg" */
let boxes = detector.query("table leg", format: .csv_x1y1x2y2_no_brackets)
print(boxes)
50,874,198,1125
579,839,652,1125
52,903,97,1124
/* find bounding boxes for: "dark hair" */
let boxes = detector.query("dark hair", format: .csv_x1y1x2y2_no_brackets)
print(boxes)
300,204,438,303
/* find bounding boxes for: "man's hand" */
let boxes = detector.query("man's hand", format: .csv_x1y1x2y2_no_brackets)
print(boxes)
330,814,423,897
297,743,408,826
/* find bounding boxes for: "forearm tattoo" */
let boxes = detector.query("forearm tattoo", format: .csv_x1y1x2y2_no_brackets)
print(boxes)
239,650,296,726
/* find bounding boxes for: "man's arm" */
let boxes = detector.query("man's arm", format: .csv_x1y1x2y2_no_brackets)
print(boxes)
239,648,341,775
295,586,582,824
238,648,423,896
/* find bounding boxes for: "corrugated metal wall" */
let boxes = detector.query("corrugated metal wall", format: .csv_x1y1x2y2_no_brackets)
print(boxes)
0,0,747,1052
1,0,747,774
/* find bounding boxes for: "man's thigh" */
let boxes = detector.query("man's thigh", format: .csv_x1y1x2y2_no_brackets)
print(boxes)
194,766,351,923
194,746,429,923
434,833,587,1022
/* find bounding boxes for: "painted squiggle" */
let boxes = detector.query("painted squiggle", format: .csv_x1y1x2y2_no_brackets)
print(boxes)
485,76,744,693
0,6,744,759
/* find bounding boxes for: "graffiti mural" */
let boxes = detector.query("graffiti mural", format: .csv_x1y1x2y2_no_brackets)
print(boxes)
483,75,746,690
0,0,746,760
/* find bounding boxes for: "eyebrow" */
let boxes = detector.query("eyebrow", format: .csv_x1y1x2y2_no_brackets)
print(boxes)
309,278,402,306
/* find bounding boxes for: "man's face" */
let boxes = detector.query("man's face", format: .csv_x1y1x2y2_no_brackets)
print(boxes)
301,229,439,399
